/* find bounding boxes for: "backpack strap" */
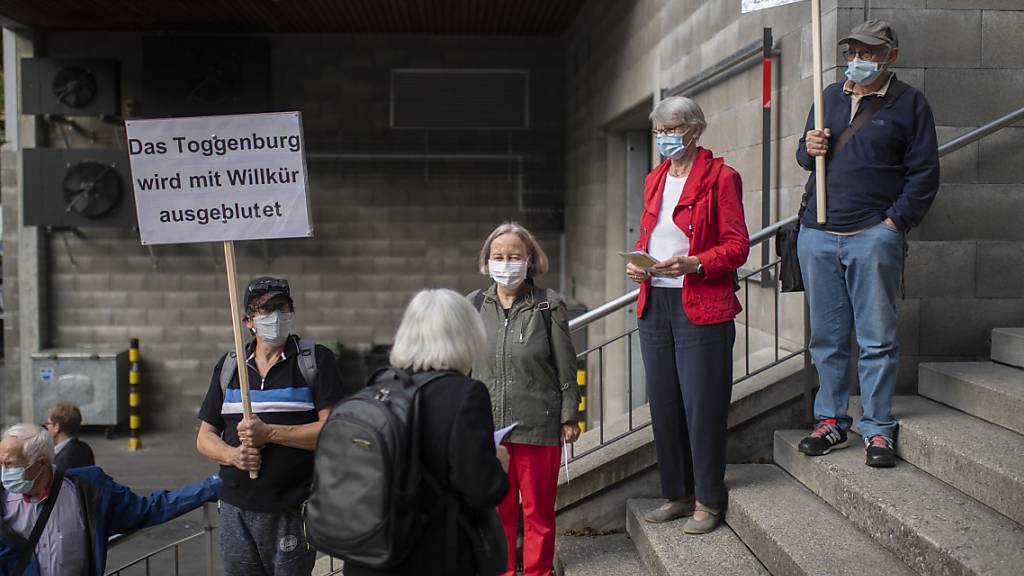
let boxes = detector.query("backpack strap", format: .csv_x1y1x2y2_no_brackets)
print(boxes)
12,469,65,576
219,351,237,396
470,289,485,311
296,339,318,387
533,287,554,344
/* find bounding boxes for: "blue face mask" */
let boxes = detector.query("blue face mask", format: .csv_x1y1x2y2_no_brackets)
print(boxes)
845,59,883,85
656,131,691,160
2,463,39,495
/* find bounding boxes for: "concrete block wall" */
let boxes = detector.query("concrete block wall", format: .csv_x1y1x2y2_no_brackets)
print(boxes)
2,32,566,430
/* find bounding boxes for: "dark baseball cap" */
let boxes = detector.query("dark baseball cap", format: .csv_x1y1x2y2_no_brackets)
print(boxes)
839,19,898,48
244,276,292,312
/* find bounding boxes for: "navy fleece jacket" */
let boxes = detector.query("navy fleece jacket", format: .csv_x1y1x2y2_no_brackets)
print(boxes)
796,75,940,232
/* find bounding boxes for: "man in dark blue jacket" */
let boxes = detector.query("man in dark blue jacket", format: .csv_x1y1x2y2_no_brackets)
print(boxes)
0,423,220,576
795,20,939,468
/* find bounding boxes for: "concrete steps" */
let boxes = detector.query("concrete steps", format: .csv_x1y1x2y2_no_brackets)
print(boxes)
774,430,1024,576
919,361,1024,435
850,395,1024,525
625,499,769,576
992,327,1024,369
554,532,647,576
725,464,915,576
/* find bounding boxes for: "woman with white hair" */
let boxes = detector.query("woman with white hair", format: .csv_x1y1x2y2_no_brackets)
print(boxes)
626,96,749,534
344,289,510,576
470,222,580,576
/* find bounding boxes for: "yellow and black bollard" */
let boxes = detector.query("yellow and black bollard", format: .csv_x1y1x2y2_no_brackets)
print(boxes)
129,338,142,450
576,368,587,433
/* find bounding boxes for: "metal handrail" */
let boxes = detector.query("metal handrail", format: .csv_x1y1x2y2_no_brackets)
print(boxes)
105,503,216,576
938,106,1024,157
567,217,793,333
662,39,779,99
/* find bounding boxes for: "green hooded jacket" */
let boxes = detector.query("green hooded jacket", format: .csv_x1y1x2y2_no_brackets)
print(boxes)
470,282,581,446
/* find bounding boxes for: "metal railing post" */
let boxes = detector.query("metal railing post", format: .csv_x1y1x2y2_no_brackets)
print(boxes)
204,503,216,576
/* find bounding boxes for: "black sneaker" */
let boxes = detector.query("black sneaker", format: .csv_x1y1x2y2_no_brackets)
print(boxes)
798,418,848,456
865,434,896,468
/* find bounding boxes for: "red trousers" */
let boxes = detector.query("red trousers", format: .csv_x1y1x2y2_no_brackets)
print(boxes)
497,443,561,576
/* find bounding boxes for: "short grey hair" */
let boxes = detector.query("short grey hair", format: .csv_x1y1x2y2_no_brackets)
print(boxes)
389,289,486,375
649,96,707,132
478,221,550,278
3,423,54,465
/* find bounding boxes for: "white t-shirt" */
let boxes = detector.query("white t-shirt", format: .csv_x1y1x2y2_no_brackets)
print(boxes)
648,174,690,288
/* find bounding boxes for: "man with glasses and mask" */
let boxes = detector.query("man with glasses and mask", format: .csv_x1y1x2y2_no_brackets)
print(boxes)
197,277,346,576
795,21,940,468
0,423,219,576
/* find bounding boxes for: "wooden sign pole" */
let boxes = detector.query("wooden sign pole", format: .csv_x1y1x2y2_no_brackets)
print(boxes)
223,240,258,480
811,0,827,224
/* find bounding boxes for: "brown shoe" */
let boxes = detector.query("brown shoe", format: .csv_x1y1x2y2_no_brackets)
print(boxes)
682,503,722,534
643,497,695,523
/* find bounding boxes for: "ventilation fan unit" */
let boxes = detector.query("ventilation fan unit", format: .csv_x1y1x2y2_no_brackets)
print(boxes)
21,59,120,116
23,148,135,228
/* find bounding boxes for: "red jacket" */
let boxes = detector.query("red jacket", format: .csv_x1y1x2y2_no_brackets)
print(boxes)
635,148,750,325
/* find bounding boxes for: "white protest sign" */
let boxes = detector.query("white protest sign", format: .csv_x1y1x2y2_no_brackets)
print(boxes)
742,0,804,13
125,112,313,245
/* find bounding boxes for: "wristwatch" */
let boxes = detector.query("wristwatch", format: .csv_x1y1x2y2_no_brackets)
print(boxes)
695,261,705,276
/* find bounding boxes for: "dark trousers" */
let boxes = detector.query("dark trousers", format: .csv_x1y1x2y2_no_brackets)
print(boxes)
638,287,735,507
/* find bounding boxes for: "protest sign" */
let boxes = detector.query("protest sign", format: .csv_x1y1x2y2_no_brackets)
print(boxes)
125,112,313,477
125,112,312,245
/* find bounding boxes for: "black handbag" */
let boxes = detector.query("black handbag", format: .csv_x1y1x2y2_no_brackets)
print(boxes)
460,508,507,576
776,210,806,293
775,79,910,294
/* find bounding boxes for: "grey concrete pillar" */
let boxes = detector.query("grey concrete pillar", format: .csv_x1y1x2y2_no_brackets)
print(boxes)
3,27,46,426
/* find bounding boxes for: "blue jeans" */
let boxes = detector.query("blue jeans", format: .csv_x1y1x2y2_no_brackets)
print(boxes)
797,222,906,439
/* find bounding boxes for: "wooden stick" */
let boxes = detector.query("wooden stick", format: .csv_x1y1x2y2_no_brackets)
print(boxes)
223,241,258,480
811,0,827,224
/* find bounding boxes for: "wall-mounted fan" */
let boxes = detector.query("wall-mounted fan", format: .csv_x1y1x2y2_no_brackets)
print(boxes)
23,149,134,228
22,59,119,116
52,66,99,109
62,161,121,219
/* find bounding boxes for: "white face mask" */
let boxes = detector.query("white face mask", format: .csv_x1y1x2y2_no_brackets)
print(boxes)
253,311,294,347
489,259,528,289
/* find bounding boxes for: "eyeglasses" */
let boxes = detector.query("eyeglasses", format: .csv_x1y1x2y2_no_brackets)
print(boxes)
843,47,889,62
651,124,691,137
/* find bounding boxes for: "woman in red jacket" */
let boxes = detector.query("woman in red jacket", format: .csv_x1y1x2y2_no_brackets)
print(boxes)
626,96,749,534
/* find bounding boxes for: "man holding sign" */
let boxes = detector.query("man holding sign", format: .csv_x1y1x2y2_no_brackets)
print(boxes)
794,21,940,468
197,277,345,576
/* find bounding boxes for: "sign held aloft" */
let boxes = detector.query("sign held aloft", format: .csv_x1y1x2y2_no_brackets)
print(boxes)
125,112,313,245
124,112,314,479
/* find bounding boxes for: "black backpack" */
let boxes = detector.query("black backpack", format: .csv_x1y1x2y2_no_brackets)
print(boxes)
303,367,446,568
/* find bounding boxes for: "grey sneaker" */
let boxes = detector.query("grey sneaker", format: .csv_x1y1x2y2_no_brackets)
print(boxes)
683,503,723,534
643,497,695,523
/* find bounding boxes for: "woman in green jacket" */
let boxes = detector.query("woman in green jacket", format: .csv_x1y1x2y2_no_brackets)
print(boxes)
470,221,580,576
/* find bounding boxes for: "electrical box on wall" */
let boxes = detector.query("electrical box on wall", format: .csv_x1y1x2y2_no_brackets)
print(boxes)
22,148,135,228
21,58,120,116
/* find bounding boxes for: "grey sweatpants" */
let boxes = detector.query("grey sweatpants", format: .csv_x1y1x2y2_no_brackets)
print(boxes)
219,501,317,576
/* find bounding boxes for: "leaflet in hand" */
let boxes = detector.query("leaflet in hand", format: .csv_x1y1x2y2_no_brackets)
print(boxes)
618,250,660,271
494,423,518,447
